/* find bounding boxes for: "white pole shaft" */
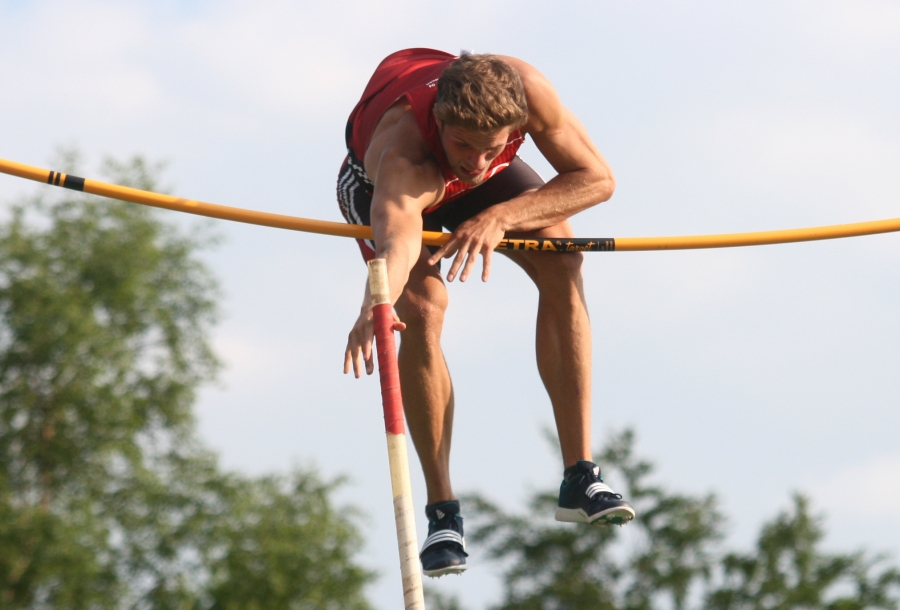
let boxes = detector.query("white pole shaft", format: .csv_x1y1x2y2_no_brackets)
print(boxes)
368,258,425,610
387,432,425,609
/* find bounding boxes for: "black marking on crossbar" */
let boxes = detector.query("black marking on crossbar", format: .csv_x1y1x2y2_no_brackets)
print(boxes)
46,171,85,191
63,175,85,191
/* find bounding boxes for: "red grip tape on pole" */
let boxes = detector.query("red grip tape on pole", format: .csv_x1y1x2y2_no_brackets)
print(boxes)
372,303,405,435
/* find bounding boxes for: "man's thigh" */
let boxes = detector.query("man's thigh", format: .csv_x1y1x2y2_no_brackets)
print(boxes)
395,245,449,324
501,219,580,283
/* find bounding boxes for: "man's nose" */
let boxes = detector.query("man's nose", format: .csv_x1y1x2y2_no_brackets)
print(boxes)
468,151,489,169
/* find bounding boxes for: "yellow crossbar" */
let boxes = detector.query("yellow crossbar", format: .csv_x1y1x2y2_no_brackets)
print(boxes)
2,157,898,251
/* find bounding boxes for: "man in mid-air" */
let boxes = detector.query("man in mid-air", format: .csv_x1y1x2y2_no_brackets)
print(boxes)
338,48,634,577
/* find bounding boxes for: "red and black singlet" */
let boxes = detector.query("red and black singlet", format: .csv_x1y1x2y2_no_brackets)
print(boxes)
345,48,525,212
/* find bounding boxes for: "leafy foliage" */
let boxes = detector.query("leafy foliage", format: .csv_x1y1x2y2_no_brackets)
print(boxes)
203,471,372,610
468,430,723,610
467,430,900,610
0,155,373,609
707,494,900,610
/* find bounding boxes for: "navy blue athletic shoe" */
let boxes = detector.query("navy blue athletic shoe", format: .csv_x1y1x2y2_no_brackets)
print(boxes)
420,500,468,577
555,461,635,525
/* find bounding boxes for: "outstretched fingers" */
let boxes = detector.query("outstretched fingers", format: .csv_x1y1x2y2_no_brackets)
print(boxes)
453,241,491,282
343,337,373,378
446,239,470,282
427,238,457,269
429,235,494,282
343,314,375,378
429,212,506,282
344,309,407,378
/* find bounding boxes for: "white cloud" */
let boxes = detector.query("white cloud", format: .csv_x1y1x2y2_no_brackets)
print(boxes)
167,0,492,116
810,454,900,519
211,322,328,382
703,110,892,180
693,108,900,222
174,1,367,114
0,1,161,115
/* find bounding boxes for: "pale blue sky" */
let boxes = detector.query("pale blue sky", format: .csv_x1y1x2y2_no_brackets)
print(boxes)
2,1,899,607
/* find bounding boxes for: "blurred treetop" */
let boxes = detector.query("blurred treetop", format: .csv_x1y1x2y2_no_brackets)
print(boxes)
0,153,373,610
443,429,900,610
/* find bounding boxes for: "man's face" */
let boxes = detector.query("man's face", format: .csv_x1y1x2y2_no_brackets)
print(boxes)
437,121,514,185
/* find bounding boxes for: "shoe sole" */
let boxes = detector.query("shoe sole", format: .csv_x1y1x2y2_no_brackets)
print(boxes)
423,565,468,578
555,505,636,526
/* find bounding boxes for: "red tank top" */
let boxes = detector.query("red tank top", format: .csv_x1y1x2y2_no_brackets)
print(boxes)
346,48,525,211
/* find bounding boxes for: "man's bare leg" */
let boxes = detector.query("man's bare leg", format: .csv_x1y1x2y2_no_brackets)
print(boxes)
394,246,456,505
504,220,592,468
506,221,634,524
396,248,469,576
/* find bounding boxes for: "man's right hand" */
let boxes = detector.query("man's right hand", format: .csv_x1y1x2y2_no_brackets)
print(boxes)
343,306,407,378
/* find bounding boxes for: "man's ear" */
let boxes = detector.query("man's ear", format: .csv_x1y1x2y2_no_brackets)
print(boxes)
432,108,443,131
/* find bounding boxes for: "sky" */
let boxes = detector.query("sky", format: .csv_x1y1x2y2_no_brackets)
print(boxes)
2,1,899,607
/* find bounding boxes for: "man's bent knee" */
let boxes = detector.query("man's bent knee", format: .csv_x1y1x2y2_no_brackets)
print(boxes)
396,281,448,331
554,250,584,274
527,250,584,286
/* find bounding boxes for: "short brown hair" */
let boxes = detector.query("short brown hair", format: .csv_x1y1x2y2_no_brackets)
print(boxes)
434,54,528,132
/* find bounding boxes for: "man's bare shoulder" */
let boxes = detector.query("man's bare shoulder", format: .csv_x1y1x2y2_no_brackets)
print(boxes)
496,55,562,133
366,102,439,173
496,55,539,79
364,101,445,207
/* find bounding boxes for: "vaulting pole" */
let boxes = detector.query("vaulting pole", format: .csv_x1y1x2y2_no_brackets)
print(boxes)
2,156,900,251
368,259,425,610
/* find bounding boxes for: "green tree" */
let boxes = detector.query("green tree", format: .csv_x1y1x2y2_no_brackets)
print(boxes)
203,471,372,610
468,430,900,610
0,154,373,609
469,430,724,610
706,494,900,610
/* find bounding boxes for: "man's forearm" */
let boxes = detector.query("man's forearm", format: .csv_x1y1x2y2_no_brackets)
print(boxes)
491,167,615,233
369,195,428,305
375,238,416,306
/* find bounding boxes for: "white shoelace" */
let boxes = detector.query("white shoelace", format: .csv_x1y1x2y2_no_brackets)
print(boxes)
420,529,465,553
585,481,616,498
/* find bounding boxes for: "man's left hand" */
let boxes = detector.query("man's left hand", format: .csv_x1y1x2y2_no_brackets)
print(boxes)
427,209,506,282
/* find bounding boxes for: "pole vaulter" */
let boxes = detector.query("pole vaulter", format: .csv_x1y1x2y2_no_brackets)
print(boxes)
3,153,898,609
3,156,900,252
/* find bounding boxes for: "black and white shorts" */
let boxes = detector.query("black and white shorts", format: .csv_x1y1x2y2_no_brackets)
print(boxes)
336,150,545,262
